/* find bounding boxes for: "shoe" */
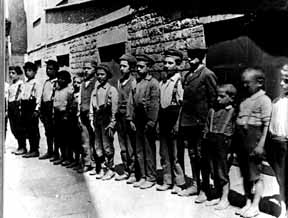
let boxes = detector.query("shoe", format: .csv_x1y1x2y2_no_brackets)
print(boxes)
102,170,115,180
66,162,78,168
61,161,72,167
53,159,64,165
195,191,207,204
89,169,97,176
156,184,172,191
14,148,27,155
171,186,182,194
78,166,92,173
95,169,105,179
115,173,129,181
205,198,220,206
49,156,59,162
126,175,137,184
23,151,39,158
133,178,146,188
178,185,198,197
73,164,82,171
39,153,53,160
12,148,21,154
140,181,156,189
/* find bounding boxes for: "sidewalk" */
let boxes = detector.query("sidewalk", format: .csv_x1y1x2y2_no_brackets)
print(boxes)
3,124,279,218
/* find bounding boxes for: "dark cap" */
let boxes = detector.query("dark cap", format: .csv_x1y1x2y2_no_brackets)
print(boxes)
164,49,183,60
56,70,71,83
96,63,112,79
186,41,208,60
119,54,137,65
45,59,59,70
23,62,37,72
136,54,155,65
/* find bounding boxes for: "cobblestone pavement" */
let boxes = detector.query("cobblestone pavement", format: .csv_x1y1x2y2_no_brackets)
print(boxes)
3,123,279,218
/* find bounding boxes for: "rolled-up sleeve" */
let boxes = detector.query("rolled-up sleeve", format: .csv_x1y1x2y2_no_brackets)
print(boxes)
261,95,272,127
109,86,119,128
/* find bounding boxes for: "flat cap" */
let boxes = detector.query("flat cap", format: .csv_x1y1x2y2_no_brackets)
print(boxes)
186,40,207,51
136,54,155,64
23,62,37,72
96,63,112,78
119,54,137,65
164,49,183,60
45,59,59,70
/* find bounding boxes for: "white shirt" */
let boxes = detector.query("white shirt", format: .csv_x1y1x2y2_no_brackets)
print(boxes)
159,73,183,109
8,80,23,102
20,78,42,111
269,96,288,138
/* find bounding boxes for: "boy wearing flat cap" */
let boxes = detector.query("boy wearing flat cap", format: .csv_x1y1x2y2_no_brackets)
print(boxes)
157,49,186,193
127,53,160,189
39,60,59,161
114,54,138,182
89,63,118,180
21,62,41,158
178,42,218,197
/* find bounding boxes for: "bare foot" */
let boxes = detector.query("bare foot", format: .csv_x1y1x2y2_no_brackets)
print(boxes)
235,202,251,216
242,206,260,218
215,200,229,210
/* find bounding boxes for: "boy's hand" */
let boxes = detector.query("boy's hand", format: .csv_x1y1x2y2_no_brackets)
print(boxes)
171,124,179,136
144,121,154,133
90,120,95,131
129,121,136,132
32,110,40,119
105,126,114,138
252,141,265,156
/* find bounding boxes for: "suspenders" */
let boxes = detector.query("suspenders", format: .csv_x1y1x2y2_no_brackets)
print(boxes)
209,108,235,134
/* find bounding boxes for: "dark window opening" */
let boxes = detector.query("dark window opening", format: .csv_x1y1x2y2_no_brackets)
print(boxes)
57,54,69,68
98,43,125,87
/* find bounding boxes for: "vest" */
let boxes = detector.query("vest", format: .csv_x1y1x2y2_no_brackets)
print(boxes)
80,77,97,112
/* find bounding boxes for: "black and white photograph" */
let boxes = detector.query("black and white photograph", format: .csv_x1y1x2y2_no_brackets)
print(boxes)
2,0,288,217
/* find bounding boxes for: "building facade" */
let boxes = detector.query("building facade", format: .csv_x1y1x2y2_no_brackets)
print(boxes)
24,0,288,98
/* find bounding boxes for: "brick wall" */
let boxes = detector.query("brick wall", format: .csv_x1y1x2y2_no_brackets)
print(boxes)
128,9,206,78
27,6,238,81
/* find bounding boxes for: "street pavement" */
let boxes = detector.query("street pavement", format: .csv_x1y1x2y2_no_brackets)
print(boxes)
3,123,280,218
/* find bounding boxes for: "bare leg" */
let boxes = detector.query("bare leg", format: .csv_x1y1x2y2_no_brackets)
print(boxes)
215,183,230,210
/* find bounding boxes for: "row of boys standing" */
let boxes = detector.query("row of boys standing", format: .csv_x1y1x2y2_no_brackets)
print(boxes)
7,44,288,217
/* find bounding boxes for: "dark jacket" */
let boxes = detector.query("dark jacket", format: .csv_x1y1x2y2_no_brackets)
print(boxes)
180,65,217,127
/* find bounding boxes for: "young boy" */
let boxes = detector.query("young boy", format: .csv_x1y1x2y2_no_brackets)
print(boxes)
39,60,58,160
89,63,118,180
196,84,237,210
127,54,160,189
21,62,41,158
266,64,288,217
8,66,25,155
78,59,98,173
53,70,74,166
157,49,185,193
115,54,137,182
235,67,272,217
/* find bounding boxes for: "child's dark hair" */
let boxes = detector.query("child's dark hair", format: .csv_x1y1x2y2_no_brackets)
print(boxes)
57,70,71,84
243,67,265,87
9,66,23,75
218,84,237,99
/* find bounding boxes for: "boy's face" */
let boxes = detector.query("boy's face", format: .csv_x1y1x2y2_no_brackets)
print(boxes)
25,69,36,80
57,77,68,88
9,69,19,82
120,60,130,76
136,61,149,78
46,64,57,78
83,62,95,80
217,88,233,107
280,70,288,93
164,56,177,78
97,69,108,85
242,71,260,95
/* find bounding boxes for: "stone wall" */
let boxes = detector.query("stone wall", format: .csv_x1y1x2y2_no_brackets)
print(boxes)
27,6,238,81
